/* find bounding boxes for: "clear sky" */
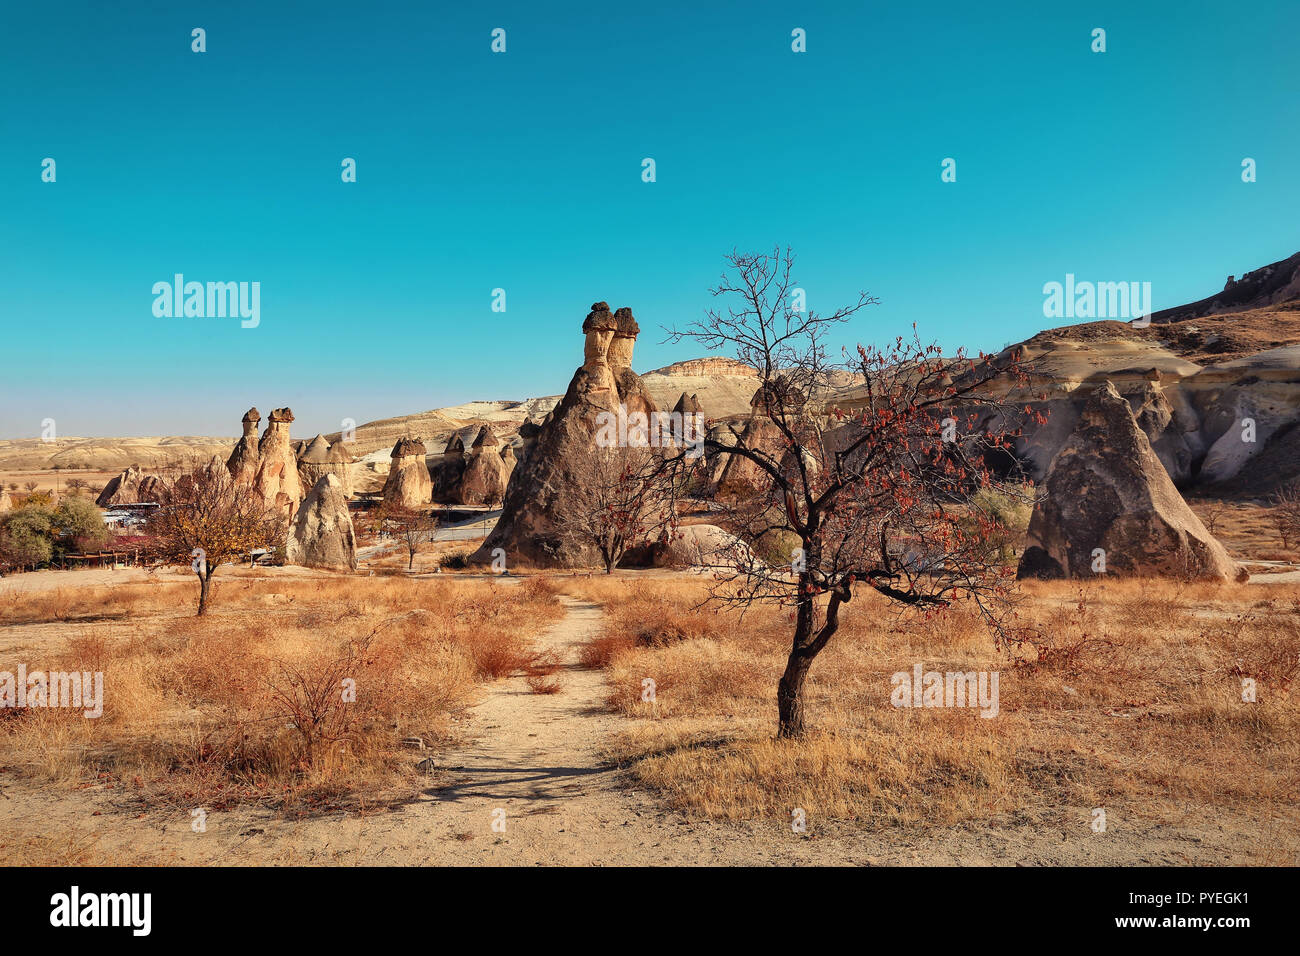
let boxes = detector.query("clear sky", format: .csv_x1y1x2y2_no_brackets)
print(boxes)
2,0,1297,439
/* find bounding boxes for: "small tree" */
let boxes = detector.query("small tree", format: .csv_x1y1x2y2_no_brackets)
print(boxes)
23,481,38,493
65,477,88,495
52,496,109,554
560,443,678,573
147,461,284,615
664,247,1036,738
388,505,439,570
1273,482,1300,551
0,506,54,572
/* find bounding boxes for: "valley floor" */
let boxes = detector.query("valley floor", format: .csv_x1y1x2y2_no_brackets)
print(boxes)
1,585,1288,866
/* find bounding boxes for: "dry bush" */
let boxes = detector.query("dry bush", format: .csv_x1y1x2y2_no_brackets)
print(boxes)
0,574,563,813
0,580,191,626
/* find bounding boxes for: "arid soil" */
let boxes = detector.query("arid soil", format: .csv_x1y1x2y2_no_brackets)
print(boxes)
1,575,1286,866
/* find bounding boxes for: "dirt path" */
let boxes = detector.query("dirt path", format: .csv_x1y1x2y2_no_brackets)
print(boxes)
2,596,1279,866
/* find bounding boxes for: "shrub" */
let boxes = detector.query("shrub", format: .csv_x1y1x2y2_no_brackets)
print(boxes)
0,506,54,571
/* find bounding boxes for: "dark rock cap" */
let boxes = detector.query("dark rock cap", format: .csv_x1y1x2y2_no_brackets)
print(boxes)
613,307,640,336
392,436,427,458
582,301,616,333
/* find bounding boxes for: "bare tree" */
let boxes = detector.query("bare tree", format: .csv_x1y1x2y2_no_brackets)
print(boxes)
146,460,285,615
560,444,679,573
664,247,1037,738
23,481,37,493
1199,500,1231,536
387,504,440,570
1273,482,1300,551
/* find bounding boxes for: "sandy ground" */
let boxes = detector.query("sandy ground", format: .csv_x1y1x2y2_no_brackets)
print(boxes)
0,592,1281,866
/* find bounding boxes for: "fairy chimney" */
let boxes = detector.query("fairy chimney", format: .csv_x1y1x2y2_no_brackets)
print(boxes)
457,426,511,506
474,300,664,567
226,407,262,483
326,439,355,498
254,407,303,517
382,437,431,508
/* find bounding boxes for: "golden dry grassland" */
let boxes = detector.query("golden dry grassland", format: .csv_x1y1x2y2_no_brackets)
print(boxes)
0,573,563,816
561,575,1300,860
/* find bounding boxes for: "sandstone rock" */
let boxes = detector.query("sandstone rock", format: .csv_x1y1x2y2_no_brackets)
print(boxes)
327,439,355,498
457,426,511,506
96,465,145,506
672,392,704,418
298,434,353,498
651,524,752,568
1017,381,1241,581
382,437,431,508
716,375,806,497
475,301,662,567
136,474,170,504
287,474,357,571
254,407,303,518
226,407,262,483
0,489,12,513
432,431,468,503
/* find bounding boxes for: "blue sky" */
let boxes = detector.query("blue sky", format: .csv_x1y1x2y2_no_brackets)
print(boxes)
2,0,1297,438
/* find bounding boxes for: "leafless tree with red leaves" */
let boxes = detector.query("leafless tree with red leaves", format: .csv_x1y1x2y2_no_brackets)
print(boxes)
664,247,1041,738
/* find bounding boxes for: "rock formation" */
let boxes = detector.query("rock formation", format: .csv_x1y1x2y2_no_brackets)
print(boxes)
457,426,512,506
651,524,752,569
135,474,170,504
1017,381,1242,581
0,488,12,513
226,407,262,483
382,437,431,508
298,434,352,498
432,431,468,503
474,301,661,567
327,439,355,498
716,375,806,497
287,474,357,571
96,465,145,507
254,408,303,517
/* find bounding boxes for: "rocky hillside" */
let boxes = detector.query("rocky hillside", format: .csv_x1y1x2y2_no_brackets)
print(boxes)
999,252,1300,497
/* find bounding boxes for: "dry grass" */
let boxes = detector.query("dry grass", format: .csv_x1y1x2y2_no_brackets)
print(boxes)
0,574,563,814
567,573,1300,850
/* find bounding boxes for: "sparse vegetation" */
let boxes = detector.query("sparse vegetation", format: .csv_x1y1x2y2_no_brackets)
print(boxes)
565,574,1299,847
0,575,563,813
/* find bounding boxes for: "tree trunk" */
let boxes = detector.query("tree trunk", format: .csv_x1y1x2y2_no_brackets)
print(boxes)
777,651,813,738
197,568,211,616
777,596,817,738
776,587,846,739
